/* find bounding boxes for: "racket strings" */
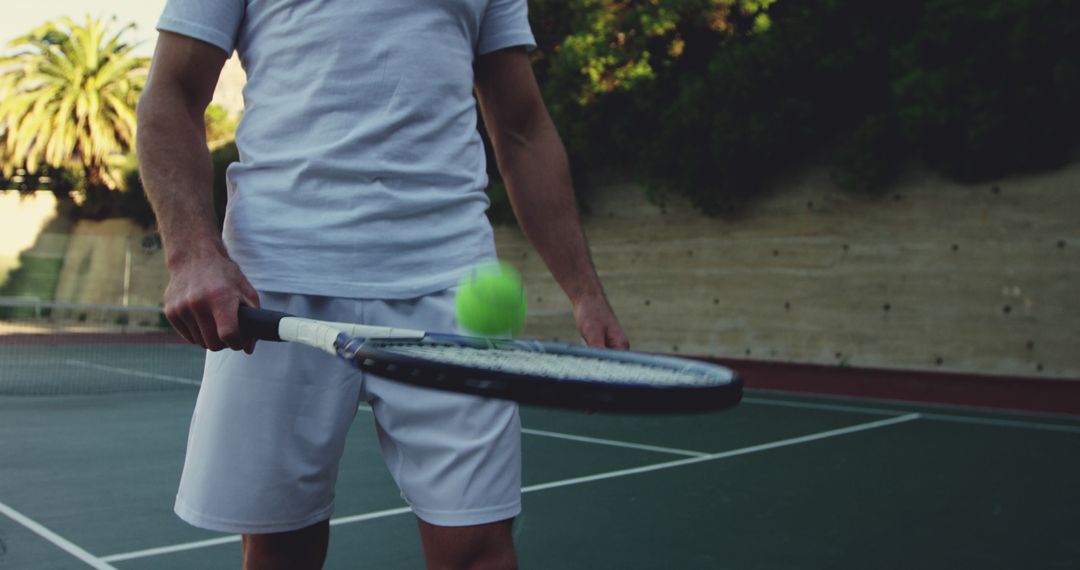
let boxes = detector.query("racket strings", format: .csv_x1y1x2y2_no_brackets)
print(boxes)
373,342,719,386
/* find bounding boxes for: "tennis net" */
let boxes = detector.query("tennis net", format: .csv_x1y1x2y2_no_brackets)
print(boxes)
0,299,205,396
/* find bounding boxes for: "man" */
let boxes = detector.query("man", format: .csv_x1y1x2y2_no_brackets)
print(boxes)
137,1,628,568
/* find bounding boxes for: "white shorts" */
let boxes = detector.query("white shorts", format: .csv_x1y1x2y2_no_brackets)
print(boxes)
174,289,522,533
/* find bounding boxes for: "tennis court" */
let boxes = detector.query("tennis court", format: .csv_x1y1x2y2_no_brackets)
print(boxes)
1,305,1079,569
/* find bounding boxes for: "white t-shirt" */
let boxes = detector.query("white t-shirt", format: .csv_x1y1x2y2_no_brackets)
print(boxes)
157,1,536,298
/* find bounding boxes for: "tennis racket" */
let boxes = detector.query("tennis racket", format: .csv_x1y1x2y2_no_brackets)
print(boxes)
238,306,741,413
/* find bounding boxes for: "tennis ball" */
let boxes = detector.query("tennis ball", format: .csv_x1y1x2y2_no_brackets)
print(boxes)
455,262,527,336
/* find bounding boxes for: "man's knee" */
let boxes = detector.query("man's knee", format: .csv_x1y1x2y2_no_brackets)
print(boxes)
417,517,517,570
242,520,330,570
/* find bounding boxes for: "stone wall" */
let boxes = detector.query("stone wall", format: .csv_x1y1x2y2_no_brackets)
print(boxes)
53,219,167,308
495,161,1079,380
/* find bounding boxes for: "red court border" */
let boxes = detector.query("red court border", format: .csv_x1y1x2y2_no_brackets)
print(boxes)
709,358,1080,416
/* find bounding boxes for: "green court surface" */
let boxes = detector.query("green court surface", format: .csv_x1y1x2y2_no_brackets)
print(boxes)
1,348,1079,569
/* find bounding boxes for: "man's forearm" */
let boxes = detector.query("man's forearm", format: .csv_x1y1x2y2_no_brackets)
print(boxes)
136,90,224,269
497,118,607,304
135,33,258,351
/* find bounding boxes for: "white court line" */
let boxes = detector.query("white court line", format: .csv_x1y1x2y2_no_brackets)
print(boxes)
329,505,414,526
743,395,1080,434
101,535,239,564
747,386,1080,422
522,413,920,493
920,413,1080,434
0,500,117,570
101,506,418,563
520,428,708,457
64,360,201,387
742,396,903,417
361,404,709,457
100,413,919,563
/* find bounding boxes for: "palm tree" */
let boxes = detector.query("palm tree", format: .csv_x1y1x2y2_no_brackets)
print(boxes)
0,16,148,195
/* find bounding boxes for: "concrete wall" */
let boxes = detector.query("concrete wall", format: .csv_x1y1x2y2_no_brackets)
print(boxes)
53,219,167,307
496,161,1080,380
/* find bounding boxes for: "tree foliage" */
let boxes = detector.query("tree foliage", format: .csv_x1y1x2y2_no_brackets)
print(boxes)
530,0,775,105
204,103,240,149
524,0,1080,217
886,0,1080,182
0,16,148,196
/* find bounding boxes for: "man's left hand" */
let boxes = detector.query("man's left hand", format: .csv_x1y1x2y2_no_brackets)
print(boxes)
572,294,630,350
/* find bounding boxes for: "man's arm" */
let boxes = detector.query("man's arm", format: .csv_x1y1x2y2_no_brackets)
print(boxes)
473,48,629,350
137,31,259,352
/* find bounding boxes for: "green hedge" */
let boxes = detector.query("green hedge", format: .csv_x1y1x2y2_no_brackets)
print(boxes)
526,0,1080,215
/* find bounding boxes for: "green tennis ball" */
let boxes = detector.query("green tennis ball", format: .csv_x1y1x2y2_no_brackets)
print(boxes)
456,262,527,336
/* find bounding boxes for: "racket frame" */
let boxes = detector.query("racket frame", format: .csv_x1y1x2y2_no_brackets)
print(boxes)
239,307,741,413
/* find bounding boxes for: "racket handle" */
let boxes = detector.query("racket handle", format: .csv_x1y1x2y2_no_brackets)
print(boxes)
238,306,289,341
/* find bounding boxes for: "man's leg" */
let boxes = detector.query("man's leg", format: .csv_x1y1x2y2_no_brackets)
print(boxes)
242,520,330,570
417,518,517,570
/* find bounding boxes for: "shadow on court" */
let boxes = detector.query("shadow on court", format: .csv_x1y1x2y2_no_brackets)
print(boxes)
2,361,1079,569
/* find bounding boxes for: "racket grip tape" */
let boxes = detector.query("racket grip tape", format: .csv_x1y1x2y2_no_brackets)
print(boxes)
238,306,289,341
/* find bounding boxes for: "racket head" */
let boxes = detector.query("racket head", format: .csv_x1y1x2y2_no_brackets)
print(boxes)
336,333,742,413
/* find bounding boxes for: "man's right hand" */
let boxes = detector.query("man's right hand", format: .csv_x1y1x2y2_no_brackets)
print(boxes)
163,250,261,353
